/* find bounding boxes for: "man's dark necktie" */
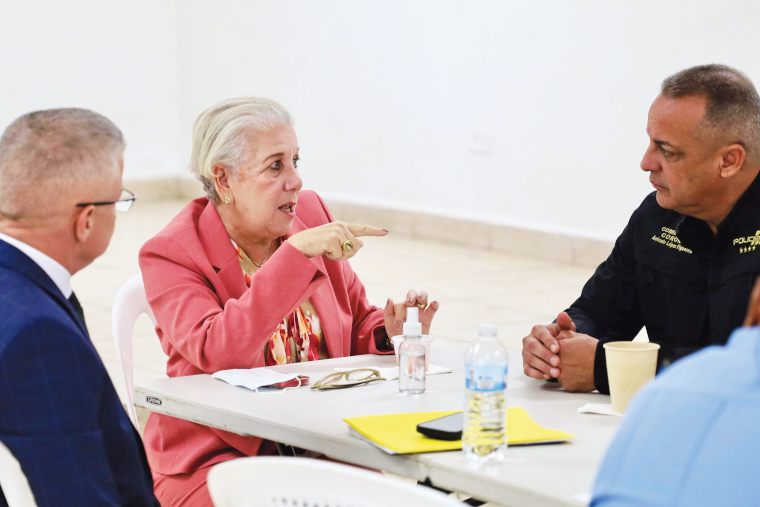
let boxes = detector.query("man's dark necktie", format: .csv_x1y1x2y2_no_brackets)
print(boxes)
68,292,87,330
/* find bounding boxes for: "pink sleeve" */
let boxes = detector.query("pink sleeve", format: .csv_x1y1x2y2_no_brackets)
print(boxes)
345,264,392,356
140,238,327,373
310,193,392,356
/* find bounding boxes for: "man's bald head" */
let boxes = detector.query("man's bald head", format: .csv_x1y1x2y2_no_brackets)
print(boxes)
0,108,125,220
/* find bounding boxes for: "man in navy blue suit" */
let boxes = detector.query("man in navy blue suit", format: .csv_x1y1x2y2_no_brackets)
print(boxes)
0,109,157,506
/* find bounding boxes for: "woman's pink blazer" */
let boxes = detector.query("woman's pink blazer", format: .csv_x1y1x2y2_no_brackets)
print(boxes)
138,190,389,475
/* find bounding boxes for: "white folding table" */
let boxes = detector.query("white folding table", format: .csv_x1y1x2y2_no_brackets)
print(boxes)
134,338,620,507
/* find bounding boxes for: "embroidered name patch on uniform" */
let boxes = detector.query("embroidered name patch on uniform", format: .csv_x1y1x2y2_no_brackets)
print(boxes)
651,227,693,254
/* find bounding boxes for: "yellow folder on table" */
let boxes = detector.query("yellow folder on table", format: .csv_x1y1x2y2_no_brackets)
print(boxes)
344,407,573,455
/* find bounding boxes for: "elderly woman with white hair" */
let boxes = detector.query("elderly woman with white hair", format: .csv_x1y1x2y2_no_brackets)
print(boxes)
138,97,439,506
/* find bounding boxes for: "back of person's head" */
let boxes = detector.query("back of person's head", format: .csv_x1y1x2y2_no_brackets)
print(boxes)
190,97,292,203
661,64,760,165
0,108,125,220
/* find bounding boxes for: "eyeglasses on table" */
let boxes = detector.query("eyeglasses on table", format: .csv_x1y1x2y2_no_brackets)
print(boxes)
311,368,385,390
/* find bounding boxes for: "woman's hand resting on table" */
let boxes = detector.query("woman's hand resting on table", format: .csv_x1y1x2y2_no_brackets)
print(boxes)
384,290,439,338
287,221,387,261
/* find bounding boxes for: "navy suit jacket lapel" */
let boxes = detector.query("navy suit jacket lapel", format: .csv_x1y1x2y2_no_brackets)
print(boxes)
0,240,89,338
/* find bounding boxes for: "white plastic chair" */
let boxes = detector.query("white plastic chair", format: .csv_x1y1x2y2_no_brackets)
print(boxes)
112,274,156,429
207,456,463,507
0,441,37,507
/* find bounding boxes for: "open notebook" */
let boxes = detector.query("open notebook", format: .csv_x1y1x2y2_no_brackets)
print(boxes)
344,407,572,454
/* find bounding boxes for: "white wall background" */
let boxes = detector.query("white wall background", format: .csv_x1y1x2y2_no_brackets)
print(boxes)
0,0,183,179
2,1,760,241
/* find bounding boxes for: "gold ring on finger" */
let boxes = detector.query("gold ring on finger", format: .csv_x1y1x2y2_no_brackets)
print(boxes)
417,301,428,310
342,240,353,252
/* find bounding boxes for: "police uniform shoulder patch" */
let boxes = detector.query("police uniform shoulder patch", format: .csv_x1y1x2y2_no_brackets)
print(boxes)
733,230,760,254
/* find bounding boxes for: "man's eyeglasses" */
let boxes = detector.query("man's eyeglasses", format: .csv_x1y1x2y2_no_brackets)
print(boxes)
311,369,385,390
76,189,136,212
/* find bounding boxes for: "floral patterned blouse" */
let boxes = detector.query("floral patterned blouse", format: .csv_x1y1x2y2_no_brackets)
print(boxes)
231,239,329,365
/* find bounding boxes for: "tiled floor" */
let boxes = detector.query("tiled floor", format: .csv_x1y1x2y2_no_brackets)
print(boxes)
74,198,607,409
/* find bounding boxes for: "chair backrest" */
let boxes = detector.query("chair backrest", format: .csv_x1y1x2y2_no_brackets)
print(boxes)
207,457,463,507
111,273,156,429
0,441,37,507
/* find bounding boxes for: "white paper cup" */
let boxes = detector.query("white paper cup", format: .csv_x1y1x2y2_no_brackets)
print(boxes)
391,335,403,364
604,341,660,414
420,336,433,371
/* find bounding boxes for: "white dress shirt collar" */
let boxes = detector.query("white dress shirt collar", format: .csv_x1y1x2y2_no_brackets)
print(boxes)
0,232,73,298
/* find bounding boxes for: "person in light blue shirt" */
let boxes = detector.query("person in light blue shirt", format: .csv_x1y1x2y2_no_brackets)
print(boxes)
591,280,760,506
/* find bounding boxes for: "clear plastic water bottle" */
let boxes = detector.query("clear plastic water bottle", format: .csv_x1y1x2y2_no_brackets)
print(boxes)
399,307,426,394
463,324,509,466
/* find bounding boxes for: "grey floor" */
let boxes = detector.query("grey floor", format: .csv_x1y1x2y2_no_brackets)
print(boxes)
74,198,604,409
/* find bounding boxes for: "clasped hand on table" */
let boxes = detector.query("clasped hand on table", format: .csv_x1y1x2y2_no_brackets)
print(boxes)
522,312,597,392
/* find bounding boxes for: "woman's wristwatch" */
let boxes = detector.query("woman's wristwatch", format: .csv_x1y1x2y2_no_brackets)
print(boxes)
376,329,392,350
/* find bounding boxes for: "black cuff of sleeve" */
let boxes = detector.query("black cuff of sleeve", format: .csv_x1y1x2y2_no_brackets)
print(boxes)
373,326,391,351
593,339,610,395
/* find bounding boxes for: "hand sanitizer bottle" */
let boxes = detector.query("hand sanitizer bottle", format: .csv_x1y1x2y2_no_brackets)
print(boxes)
399,307,426,394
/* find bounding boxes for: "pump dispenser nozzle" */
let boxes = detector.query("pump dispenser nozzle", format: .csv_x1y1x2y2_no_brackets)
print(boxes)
403,307,422,336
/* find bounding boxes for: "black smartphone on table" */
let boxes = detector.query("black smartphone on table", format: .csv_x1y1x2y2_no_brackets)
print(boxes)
416,412,463,441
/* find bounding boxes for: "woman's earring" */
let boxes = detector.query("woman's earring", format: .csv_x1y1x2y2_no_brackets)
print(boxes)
224,196,233,204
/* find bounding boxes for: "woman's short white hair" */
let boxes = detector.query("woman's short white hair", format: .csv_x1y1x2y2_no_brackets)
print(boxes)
190,97,293,203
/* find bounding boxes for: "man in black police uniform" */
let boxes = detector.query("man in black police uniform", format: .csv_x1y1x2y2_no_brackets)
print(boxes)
522,64,760,393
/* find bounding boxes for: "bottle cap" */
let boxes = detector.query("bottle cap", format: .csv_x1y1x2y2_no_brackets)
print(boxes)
478,323,498,337
403,307,422,336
